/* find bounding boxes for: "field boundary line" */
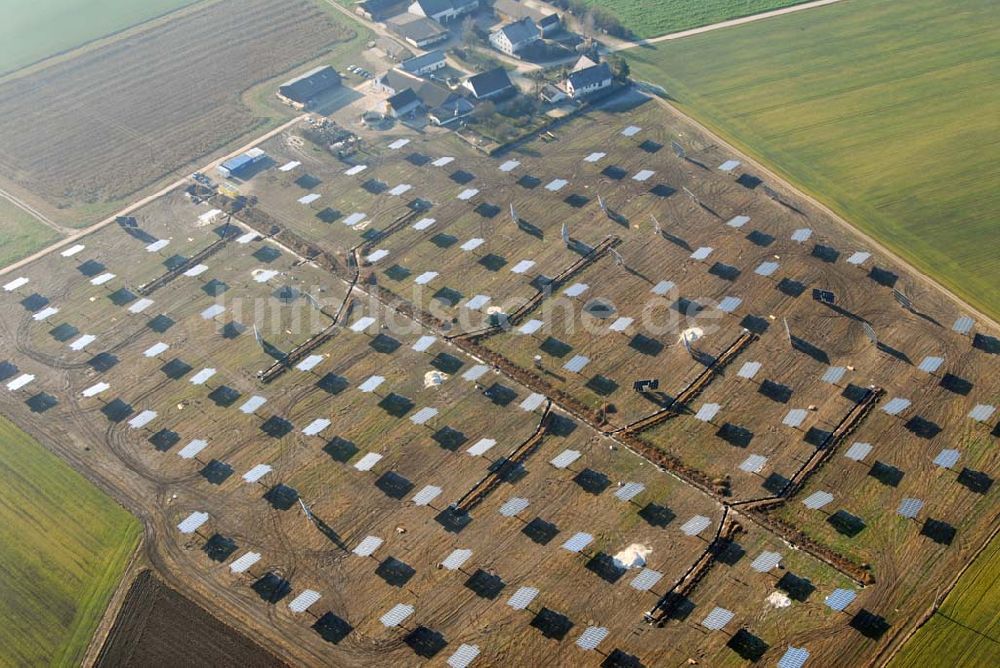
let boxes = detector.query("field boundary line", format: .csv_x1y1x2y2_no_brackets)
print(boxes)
81,535,146,668
0,187,69,234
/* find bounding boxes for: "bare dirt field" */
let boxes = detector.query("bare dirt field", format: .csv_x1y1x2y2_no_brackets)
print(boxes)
0,89,996,667
0,0,354,225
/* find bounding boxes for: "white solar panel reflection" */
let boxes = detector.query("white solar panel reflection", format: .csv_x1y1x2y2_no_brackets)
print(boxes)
69,334,96,350
609,317,634,332
564,282,589,297
969,404,996,422
519,393,546,412
447,644,480,668
190,368,216,385
563,355,589,373
432,156,454,167
518,319,544,335
413,217,436,230
952,315,974,334
777,646,810,668
144,342,169,357
718,159,740,172
146,239,170,252
545,178,567,191
388,183,412,196
200,304,225,319
614,482,645,502
239,395,267,414
651,280,675,295
350,316,377,332
441,549,473,570
782,409,808,428
821,366,846,384
414,271,438,285
917,356,944,374
695,403,721,422
882,397,911,416
345,164,367,175
824,588,856,612
790,228,813,242
358,375,385,392
388,138,410,149
897,498,924,519
410,407,438,425
846,251,871,265
750,551,782,572
755,261,779,277
622,125,641,136
499,497,529,517
465,294,490,310
511,259,536,274
412,335,437,352
242,464,272,483
354,453,382,471
229,551,261,573
739,454,767,473
701,607,734,631
499,159,520,172
353,536,383,557
844,442,873,462
343,212,367,226
2,276,28,291
561,532,593,552
411,485,442,506
584,151,605,162
802,491,833,510
6,373,35,391
81,382,110,398
457,188,479,200
128,410,157,429
288,590,321,613
467,438,496,456
632,169,655,182
726,215,750,228
550,449,581,469
932,449,960,469
91,272,116,285
177,511,208,534
183,264,208,278
61,244,85,257
380,603,414,627
630,568,662,592
298,193,320,205
460,238,485,252
462,365,489,381
278,160,300,171
717,296,742,313
576,626,609,650
128,298,154,314
32,306,59,321
690,246,713,261
507,586,539,610
680,515,711,536
737,361,761,379
178,439,208,459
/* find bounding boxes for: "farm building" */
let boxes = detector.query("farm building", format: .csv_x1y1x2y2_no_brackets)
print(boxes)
537,13,561,36
399,49,447,76
277,65,342,109
408,0,477,24
489,17,541,56
377,68,475,123
493,0,560,35
217,148,267,179
387,13,450,47
566,61,613,98
462,67,516,100
355,0,408,20
385,88,422,118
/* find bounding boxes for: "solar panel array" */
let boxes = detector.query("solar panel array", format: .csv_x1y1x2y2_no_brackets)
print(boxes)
576,626,609,650
507,586,539,610
777,646,810,668
701,607,734,631
750,551,782,572
824,588,857,612
629,568,663,592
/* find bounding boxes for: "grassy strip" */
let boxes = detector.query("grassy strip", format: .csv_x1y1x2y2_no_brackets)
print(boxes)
577,0,810,39
0,197,62,269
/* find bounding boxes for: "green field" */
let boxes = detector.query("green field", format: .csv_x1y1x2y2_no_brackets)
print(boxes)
0,417,141,667
0,197,61,269
627,0,1000,321
580,0,809,39
0,0,199,74
891,532,1000,667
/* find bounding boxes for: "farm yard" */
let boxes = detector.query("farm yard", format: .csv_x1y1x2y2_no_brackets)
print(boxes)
0,0,357,228
625,0,1000,321
0,416,140,667
0,83,996,666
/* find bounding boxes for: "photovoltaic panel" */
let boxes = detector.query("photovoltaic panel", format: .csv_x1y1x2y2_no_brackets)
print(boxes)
6,373,34,391
441,548,473,570
846,251,870,266
518,319,544,335
298,193,320,204
380,603,414,627
614,482,645,502
622,125,641,136
952,316,974,334
790,228,812,243
821,366,846,384
777,646,810,668
353,536,383,557
128,297,154,314
388,183,412,196
237,231,259,244
278,160,300,171
718,159,741,172
584,151,605,162
239,395,267,414
802,491,834,510
630,568,662,592
462,365,489,381
366,249,389,263
243,464,271,483
414,271,438,285
302,418,331,436
882,397,911,416
146,239,170,252
561,532,593,552
969,404,996,422
410,407,438,425
467,438,496,456
511,260,536,274
69,334,97,351
354,453,382,471
2,276,28,291
782,409,808,428
701,607,734,631
465,294,491,310
844,442,873,462
717,296,742,313
519,393,546,412
690,246,713,261
190,368,216,385
499,497,529,517
737,361,761,379
933,449,960,469
432,156,454,167
726,215,750,228
128,410,157,429
499,159,520,172
695,403,721,422
345,164,367,175
33,306,60,320
91,272,116,285
200,304,225,320
359,375,385,392
343,212,367,226
183,264,208,278
651,280,675,296
460,238,485,251
178,439,208,459
447,644,480,668
412,335,437,352
143,342,169,357
576,626,609,650
680,515,711,536
563,355,589,373
633,169,655,182
609,317,634,332
388,138,410,149
917,356,944,373
229,551,261,573
564,282,589,297
739,454,768,474
81,381,110,398
457,188,479,201
897,498,924,519
288,590,321,613
177,511,208,534
61,244,85,257
824,588,856,612
411,485,442,506
550,449,581,469
507,586,539,610
750,551,782,572
545,178,568,192
755,261,779,277
350,316,377,333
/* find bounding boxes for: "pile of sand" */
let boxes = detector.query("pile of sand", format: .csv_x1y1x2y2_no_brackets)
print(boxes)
612,544,652,570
